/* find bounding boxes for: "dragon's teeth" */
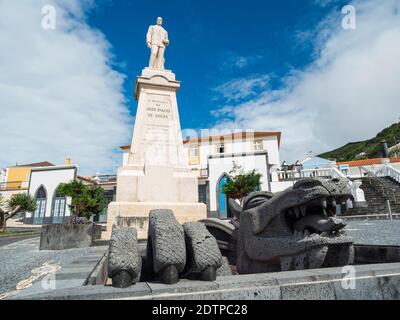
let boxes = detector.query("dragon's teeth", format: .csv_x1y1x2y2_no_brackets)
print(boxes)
322,200,327,209
294,208,300,218
300,206,306,217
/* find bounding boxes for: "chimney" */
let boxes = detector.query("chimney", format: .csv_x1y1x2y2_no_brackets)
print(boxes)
65,158,71,166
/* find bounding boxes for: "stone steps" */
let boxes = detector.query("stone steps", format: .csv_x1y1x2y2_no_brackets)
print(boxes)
345,176,400,216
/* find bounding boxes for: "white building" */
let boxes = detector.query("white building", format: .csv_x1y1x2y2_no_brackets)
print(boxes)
25,165,77,225
121,131,282,219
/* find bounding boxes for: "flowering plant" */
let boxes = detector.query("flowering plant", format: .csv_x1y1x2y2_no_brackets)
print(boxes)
67,216,90,225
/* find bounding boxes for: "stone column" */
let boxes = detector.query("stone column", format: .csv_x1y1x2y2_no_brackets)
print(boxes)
106,68,207,239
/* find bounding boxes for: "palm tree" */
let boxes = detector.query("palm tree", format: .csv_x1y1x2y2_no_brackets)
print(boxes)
0,193,37,233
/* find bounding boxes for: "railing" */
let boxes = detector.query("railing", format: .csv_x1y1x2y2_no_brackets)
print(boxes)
385,165,400,183
0,181,29,191
277,168,333,181
277,166,366,206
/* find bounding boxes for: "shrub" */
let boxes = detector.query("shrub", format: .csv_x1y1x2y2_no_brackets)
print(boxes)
222,162,262,205
57,180,106,221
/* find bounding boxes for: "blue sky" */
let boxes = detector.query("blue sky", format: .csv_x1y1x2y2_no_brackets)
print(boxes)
1,0,399,174
87,0,347,129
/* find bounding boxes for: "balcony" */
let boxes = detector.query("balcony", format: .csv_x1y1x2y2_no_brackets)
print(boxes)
277,168,333,181
0,181,29,191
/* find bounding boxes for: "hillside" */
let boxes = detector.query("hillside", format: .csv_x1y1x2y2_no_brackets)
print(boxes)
319,122,400,161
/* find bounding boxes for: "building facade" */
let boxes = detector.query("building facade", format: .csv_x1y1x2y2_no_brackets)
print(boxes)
0,162,54,202
25,165,77,225
121,131,282,219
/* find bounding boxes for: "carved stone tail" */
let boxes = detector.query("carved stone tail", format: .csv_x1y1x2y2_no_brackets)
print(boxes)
108,226,141,288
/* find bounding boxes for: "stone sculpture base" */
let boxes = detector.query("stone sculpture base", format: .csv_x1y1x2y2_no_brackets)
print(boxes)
105,202,207,239
104,68,207,239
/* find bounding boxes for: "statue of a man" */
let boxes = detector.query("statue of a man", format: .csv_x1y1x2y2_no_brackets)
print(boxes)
146,17,169,70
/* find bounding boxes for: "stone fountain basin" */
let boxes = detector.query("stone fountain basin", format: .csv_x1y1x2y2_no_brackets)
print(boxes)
10,241,400,300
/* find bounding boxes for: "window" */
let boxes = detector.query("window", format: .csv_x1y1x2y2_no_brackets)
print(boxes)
189,146,198,158
33,186,47,225
52,189,66,224
253,140,264,151
188,145,199,165
216,143,225,154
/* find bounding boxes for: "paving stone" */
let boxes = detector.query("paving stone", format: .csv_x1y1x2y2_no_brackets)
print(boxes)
270,269,321,285
0,237,106,297
147,279,219,295
216,273,277,289
152,291,222,300
378,275,400,300
334,276,384,300
16,283,152,300
221,286,281,300
281,282,335,300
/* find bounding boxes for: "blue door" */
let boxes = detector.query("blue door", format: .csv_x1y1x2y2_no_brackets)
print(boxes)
33,186,47,225
218,175,228,219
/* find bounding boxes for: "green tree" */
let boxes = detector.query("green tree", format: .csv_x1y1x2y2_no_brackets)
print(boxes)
222,162,262,205
57,180,106,221
0,193,37,233
389,146,400,157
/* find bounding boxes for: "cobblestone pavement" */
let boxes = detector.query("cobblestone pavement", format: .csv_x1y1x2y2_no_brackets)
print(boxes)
0,235,40,248
345,220,400,246
0,238,101,296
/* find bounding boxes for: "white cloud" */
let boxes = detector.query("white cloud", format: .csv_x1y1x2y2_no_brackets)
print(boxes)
221,52,263,70
0,0,130,175
212,0,400,162
213,75,270,102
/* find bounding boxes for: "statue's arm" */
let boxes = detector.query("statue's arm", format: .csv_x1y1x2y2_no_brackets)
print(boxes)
146,26,152,48
164,31,170,46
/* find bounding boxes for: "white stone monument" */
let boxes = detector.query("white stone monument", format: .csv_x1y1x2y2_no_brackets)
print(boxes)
106,18,207,239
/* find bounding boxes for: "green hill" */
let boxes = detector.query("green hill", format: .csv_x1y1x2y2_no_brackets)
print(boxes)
319,122,400,162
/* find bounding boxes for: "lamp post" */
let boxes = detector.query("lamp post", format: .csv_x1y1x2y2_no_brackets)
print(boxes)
281,161,288,181
294,160,303,179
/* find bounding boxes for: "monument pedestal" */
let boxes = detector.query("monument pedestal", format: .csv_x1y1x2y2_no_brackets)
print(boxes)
105,68,207,239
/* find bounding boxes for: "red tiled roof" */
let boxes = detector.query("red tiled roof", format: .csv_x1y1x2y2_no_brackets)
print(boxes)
337,157,400,167
120,131,282,150
15,161,55,168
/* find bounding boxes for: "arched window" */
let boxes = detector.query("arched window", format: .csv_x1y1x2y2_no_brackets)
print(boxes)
33,186,47,225
51,188,66,224
216,174,229,219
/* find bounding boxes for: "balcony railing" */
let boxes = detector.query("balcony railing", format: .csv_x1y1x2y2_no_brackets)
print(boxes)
277,168,333,181
0,181,29,191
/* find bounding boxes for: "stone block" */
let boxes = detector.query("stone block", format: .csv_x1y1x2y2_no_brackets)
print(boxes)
281,282,336,300
378,274,400,300
216,273,277,289
147,279,219,295
39,224,94,250
220,286,281,300
334,276,384,300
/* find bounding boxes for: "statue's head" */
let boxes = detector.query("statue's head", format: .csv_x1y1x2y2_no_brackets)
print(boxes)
156,17,163,26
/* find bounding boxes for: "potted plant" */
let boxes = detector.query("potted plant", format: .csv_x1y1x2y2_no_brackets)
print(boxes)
39,181,106,250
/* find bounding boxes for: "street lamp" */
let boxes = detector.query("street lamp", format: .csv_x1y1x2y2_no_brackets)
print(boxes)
294,160,303,178
281,161,289,180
